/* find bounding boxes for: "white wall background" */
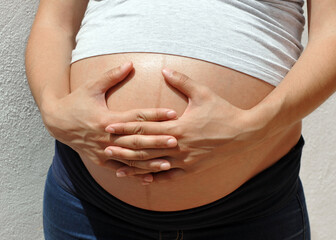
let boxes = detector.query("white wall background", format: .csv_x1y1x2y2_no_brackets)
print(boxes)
0,1,335,239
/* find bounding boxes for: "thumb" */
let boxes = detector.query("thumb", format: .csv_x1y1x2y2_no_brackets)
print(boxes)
93,61,133,93
162,68,201,99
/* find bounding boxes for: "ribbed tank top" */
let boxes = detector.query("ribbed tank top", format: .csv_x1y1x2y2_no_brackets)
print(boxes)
71,0,305,86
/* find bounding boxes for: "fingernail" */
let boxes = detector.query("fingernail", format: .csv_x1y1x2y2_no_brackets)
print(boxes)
121,61,132,71
167,111,177,119
144,176,153,182
107,127,115,133
167,138,177,147
142,182,150,186
105,149,113,157
162,68,173,77
116,171,126,177
160,163,170,170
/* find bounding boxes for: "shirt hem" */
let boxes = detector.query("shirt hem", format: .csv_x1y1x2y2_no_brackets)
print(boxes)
71,39,285,86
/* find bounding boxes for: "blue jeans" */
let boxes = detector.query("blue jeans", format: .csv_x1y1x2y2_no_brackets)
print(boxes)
43,166,310,240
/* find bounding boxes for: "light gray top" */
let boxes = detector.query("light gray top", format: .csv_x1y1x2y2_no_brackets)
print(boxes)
71,0,305,86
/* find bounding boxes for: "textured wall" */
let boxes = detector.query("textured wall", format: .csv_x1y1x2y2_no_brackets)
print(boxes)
0,1,335,240
0,1,54,240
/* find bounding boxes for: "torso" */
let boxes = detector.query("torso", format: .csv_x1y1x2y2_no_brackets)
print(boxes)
70,52,302,211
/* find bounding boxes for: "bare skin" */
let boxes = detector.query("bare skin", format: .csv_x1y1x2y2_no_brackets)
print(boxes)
70,53,301,211
25,0,336,212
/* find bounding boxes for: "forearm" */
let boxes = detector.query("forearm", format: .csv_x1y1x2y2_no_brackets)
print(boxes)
249,36,336,139
25,26,73,107
25,0,87,110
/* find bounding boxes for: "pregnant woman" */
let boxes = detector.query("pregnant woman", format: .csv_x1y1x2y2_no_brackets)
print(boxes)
26,0,336,239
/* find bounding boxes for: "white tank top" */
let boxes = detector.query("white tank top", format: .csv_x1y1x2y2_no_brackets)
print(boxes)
71,0,305,86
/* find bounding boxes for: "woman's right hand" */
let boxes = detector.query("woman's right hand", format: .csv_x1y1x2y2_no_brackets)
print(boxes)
40,62,178,184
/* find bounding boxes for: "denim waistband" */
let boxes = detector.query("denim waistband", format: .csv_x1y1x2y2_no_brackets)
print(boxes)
51,135,305,231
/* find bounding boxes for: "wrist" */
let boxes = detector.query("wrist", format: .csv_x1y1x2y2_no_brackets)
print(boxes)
39,94,64,137
242,98,284,141
40,92,57,117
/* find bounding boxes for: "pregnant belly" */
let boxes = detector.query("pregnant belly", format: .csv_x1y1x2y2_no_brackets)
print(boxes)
70,52,302,211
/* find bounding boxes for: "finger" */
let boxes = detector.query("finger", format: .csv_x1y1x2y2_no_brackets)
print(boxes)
102,160,154,184
162,68,204,99
106,108,177,131
108,135,177,149
123,108,177,122
93,61,133,93
140,174,154,185
116,159,171,176
104,146,171,161
101,159,127,170
105,121,175,135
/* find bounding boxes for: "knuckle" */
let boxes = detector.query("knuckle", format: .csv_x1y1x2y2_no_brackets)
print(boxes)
86,120,98,131
179,144,191,154
134,125,145,135
177,74,189,85
137,151,146,160
105,67,120,80
136,112,147,122
112,149,123,159
165,122,175,135
153,138,165,148
149,162,161,171
198,87,210,99
131,168,145,175
170,124,183,137
127,160,136,167
154,110,163,120
88,116,106,131
96,134,109,146
93,157,105,166
155,137,166,147
131,136,141,149
96,118,108,130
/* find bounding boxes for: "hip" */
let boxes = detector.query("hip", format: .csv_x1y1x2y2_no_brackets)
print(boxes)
44,153,310,239
49,135,306,231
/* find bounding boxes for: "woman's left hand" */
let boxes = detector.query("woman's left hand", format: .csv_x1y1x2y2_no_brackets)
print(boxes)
105,68,268,183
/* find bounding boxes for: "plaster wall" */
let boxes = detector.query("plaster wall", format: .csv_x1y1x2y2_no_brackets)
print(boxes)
0,1,335,239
